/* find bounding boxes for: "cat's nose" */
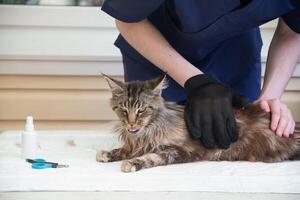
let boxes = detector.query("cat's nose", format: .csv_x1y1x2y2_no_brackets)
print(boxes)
128,113,136,125
130,123,138,128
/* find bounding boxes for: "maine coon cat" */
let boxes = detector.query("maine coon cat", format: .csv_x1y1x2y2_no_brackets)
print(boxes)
96,75,300,172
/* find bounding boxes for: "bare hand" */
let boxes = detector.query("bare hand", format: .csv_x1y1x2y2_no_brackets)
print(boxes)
257,99,295,137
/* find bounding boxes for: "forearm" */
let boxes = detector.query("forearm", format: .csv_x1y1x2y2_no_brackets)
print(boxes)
260,19,300,100
115,19,202,86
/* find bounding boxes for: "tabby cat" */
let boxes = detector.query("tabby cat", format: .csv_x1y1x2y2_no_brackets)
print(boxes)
96,75,300,172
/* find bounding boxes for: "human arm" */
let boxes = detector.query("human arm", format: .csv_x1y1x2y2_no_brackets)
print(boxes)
115,19,202,86
116,19,247,149
258,19,300,137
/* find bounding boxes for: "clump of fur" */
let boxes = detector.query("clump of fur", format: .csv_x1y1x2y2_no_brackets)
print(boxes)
96,75,300,172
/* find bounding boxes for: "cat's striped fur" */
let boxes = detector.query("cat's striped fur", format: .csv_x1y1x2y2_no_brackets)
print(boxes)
96,75,300,172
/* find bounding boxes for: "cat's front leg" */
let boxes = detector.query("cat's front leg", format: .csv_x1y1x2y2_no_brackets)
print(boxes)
96,148,129,162
121,148,191,172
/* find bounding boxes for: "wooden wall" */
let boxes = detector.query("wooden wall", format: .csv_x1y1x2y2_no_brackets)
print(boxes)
0,6,299,130
0,75,118,130
0,75,299,130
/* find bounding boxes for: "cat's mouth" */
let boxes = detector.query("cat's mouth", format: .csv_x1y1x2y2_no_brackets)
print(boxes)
127,128,140,134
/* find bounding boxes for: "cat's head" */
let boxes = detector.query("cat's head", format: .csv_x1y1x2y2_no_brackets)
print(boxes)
103,74,167,135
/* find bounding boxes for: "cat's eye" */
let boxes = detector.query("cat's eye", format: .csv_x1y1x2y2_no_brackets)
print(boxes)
120,108,128,116
137,108,146,115
112,106,118,111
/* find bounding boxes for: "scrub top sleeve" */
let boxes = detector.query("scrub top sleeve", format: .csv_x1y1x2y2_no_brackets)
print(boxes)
101,0,165,23
282,0,300,34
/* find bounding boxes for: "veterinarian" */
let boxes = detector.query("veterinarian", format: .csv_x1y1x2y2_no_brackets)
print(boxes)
101,0,300,149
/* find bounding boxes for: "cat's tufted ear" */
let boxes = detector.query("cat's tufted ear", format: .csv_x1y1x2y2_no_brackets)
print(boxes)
147,75,168,94
101,73,124,93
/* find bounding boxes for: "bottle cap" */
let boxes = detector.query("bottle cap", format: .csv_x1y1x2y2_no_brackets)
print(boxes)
25,116,34,131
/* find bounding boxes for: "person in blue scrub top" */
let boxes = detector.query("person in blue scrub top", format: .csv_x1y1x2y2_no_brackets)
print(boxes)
102,0,300,149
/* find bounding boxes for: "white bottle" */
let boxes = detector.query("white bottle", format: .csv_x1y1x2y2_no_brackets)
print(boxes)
21,116,37,159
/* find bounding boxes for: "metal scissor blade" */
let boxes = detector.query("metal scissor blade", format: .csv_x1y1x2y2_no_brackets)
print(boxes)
26,159,36,163
56,164,69,168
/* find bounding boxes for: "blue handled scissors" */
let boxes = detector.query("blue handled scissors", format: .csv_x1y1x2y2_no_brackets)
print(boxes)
26,158,69,169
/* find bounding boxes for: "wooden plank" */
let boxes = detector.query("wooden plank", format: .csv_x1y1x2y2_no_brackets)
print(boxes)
284,78,300,91
0,89,117,120
0,5,115,28
0,5,274,62
282,92,300,121
0,75,299,130
0,75,299,91
0,60,123,76
0,75,123,90
0,90,299,121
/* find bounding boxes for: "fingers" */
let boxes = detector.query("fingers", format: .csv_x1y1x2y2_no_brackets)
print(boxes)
213,116,231,149
291,122,295,135
184,103,202,140
268,99,281,131
259,100,270,112
278,105,295,137
263,99,295,138
289,111,295,134
275,104,288,137
227,111,238,142
283,121,293,138
201,115,216,149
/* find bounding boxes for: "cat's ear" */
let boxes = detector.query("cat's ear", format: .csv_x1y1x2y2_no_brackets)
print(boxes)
101,73,124,93
147,75,168,94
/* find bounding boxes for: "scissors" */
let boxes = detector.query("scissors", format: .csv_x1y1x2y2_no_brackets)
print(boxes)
26,158,69,169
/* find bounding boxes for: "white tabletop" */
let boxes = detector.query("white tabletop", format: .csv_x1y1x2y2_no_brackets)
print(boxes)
0,131,300,193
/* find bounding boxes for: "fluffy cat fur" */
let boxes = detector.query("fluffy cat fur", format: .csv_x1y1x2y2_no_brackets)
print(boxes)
96,75,300,172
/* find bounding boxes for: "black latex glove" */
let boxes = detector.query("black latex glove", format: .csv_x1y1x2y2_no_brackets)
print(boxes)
184,74,249,149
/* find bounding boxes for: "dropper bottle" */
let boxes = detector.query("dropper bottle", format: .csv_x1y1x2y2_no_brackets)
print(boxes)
21,116,37,159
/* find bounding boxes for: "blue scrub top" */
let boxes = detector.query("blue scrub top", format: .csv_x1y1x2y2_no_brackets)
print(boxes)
102,0,300,102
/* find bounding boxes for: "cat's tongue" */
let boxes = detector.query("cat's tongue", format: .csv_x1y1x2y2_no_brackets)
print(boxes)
128,128,140,134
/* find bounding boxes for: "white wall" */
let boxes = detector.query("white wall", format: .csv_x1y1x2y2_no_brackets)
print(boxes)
0,5,299,76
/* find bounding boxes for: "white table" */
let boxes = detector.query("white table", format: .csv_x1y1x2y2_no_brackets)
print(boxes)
1,131,300,199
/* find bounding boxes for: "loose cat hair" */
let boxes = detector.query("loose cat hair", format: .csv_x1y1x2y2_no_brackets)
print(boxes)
96,75,300,172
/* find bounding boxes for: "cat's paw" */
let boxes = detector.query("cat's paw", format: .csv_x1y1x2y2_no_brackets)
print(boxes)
121,160,143,173
121,160,137,172
96,150,111,162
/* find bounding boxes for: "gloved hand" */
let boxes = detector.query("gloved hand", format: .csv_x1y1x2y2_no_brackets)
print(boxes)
184,74,249,149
